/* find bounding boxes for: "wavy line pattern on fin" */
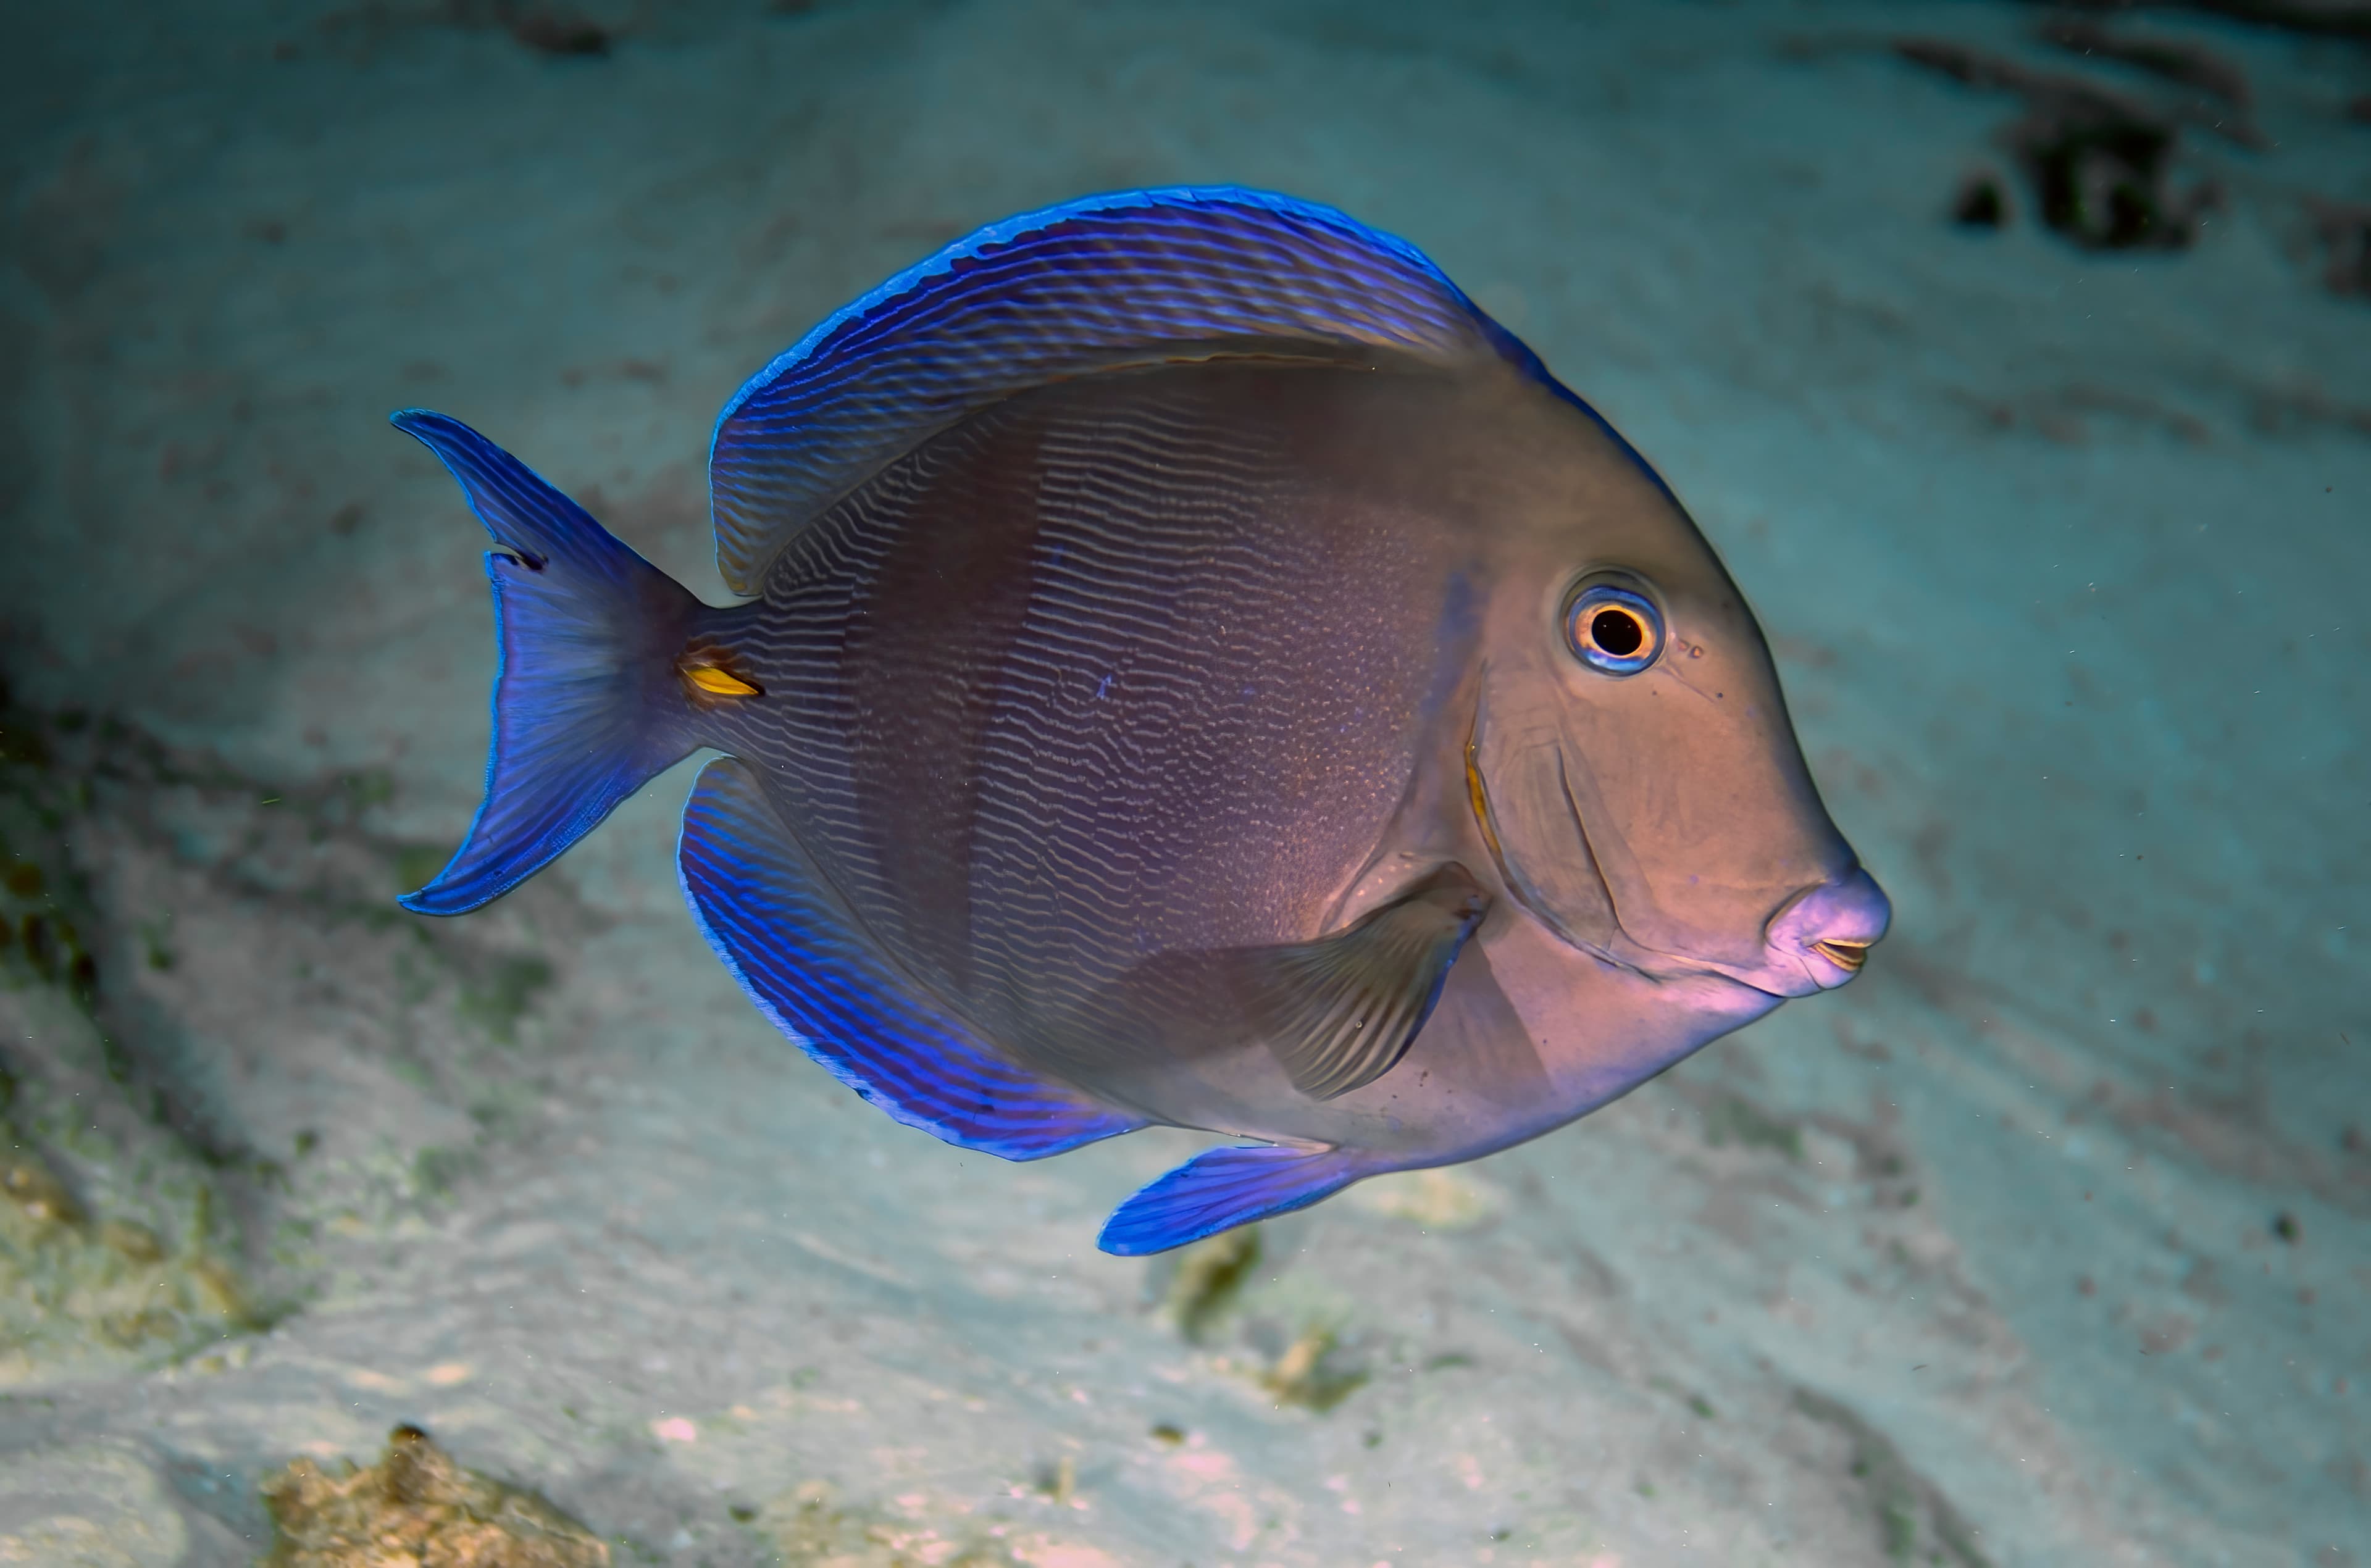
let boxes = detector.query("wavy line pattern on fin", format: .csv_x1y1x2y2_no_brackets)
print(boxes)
708,186,1547,594
677,756,1144,1160
1098,1144,1363,1256
1255,863,1489,1101
391,410,695,915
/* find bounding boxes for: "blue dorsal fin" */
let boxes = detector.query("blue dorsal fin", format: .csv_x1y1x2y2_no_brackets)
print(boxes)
677,757,1143,1160
707,186,1541,594
1097,1145,1365,1256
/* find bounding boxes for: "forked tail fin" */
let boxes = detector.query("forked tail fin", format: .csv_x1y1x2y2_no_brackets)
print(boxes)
392,409,702,915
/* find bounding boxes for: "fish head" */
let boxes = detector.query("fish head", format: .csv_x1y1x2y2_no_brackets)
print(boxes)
1465,407,1889,1003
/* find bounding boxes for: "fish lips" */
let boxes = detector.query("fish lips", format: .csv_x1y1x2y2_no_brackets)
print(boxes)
1754,867,1892,996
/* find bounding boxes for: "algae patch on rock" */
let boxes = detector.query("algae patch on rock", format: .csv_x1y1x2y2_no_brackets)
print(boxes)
1147,1225,1372,1413
0,683,601,1382
0,1138,253,1385
259,1425,609,1568
1,1116,256,1386
1152,1225,1261,1343
1793,1389,1993,1568
751,1478,1108,1567
1258,1321,1368,1413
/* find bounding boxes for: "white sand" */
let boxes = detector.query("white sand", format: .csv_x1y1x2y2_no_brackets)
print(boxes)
1,1,2365,1563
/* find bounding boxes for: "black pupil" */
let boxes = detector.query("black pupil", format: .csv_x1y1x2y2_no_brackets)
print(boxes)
1591,606,1645,657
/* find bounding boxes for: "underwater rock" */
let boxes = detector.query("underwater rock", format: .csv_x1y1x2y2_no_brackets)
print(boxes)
2020,0,2371,42
0,1438,190,1568
1152,1225,1261,1343
497,6,613,57
751,1477,1097,1567
1952,170,2012,227
1701,1091,1804,1161
1791,1389,1994,1568
0,1124,256,1387
259,1425,609,1568
0,690,267,1383
2307,198,2371,296
1896,37,2223,249
1147,1224,1371,1411
2034,16,2265,143
2,1143,83,1225
2037,17,2254,107
0,679,598,1382
3,826,99,1009
1258,1322,1368,1412
2019,101,2218,249
1155,1228,1261,1340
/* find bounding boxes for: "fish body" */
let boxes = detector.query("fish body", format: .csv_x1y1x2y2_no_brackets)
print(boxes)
394,188,1889,1254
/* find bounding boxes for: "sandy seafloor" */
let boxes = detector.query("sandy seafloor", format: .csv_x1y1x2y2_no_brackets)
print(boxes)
1,1,2367,1563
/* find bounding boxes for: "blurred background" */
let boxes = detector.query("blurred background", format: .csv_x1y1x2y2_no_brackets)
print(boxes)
1,1,2365,1563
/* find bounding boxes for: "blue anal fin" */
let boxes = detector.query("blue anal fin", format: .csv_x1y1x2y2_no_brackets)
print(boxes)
677,757,1142,1161
1097,1145,1363,1256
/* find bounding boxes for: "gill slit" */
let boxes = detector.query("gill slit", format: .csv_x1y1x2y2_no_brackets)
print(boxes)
1550,748,1655,982
1463,704,1643,980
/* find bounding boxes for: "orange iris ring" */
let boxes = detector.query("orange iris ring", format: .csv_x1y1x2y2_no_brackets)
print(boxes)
1563,582,1665,672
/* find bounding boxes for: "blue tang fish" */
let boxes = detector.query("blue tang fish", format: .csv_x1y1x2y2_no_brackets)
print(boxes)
395,187,1889,1255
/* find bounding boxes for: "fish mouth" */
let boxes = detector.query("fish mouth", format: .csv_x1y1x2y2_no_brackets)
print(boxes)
1763,870,1891,994
1810,938,1868,974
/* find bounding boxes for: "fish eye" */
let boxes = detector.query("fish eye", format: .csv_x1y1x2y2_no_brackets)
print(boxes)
1563,582,1663,676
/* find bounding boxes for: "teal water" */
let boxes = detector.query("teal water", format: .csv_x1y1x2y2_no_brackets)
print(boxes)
1,2,2365,1563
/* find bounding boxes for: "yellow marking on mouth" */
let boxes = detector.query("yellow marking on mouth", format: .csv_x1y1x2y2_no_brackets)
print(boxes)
1812,939,1869,973
1465,738,1503,863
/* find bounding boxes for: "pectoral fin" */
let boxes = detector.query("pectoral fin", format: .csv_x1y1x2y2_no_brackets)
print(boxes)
1249,863,1489,1101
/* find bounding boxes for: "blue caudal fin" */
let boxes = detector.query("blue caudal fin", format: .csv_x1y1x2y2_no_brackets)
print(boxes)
1097,1145,1365,1256
393,410,701,916
677,756,1144,1159
707,186,1584,596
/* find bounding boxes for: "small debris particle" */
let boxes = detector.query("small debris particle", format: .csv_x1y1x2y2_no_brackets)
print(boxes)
1954,172,2009,227
98,1219,162,1262
1263,1323,1368,1412
1,1151,82,1226
1042,1453,1077,1506
1158,1225,1260,1342
506,8,611,56
2307,199,2371,298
